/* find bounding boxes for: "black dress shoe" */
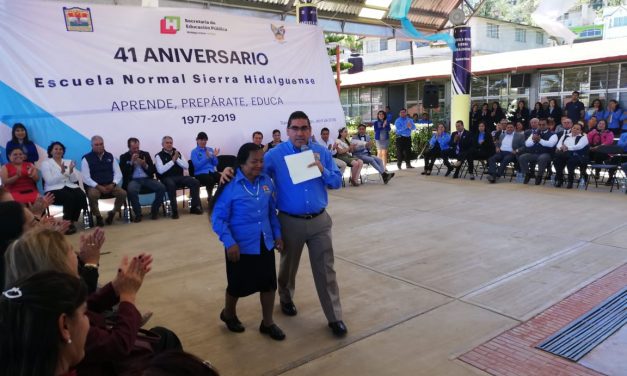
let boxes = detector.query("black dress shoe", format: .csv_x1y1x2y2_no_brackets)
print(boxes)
190,207,203,215
555,180,563,188
406,164,414,169
445,167,453,177
220,310,245,333
566,181,574,189
105,210,115,225
133,215,143,223
259,322,285,341
171,212,180,219
96,216,105,227
535,176,542,185
328,321,348,337
151,211,159,220
280,301,297,316
523,174,531,184
397,163,402,170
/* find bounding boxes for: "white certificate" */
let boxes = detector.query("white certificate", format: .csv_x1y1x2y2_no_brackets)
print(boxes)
284,149,322,185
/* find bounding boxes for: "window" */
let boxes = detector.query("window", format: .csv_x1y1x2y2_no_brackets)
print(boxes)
579,29,602,38
487,23,499,38
488,74,508,97
536,31,544,45
563,67,589,92
396,40,411,51
365,40,379,53
540,71,562,93
406,82,418,102
379,39,388,51
612,16,627,28
621,63,627,88
590,65,619,90
515,28,526,43
471,76,487,97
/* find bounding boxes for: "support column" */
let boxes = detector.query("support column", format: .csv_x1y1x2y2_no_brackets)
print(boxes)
451,26,471,130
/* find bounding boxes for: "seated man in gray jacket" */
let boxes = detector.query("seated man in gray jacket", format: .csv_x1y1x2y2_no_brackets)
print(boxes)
352,124,394,184
487,122,525,183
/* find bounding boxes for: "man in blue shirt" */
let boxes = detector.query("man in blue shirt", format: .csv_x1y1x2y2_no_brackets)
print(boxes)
221,111,346,337
394,108,416,169
564,91,585,124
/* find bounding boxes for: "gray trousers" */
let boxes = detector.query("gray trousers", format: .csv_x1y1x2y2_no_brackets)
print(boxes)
518,153,552,178
277,211,342,323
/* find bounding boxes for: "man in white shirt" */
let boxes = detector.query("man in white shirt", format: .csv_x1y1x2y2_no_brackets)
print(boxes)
487,123,525,183
155,136,202,219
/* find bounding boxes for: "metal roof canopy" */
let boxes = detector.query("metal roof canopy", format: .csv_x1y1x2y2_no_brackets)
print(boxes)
164,0,477,38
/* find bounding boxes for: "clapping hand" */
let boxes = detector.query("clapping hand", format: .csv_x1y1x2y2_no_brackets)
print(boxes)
40,215,71,234
28,193,55,215
112,253,153,304
79,228,105,265
219,167,234,184
69,160,75,174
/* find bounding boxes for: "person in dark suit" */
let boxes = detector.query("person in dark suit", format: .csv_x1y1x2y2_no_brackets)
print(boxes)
530,102,546,120
119,137,166,222
470,103,481,134
446,120,475,179
490,101,505,128
513,100,530,129
479,103,492,133
469,121,495,180
547,99,563,126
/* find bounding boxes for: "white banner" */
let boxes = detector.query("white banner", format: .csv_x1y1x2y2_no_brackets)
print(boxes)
0,0,345,164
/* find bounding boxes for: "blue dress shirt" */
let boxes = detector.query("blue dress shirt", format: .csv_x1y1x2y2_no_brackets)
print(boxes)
618,132,627,152
191,146,218,175
264,140,341,215
394,117,416,137
211,170,281,254
428,133,451,150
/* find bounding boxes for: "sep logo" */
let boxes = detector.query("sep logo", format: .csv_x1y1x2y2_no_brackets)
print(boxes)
160,16,180,34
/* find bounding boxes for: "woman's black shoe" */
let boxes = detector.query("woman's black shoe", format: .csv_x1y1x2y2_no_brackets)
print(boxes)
220,310,245,333
259,322,286,341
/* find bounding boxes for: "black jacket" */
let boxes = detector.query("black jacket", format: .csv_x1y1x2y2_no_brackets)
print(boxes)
119,150,156,189
449,130,475,155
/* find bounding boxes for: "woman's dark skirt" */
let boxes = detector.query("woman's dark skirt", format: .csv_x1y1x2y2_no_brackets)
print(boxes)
225,239,277,297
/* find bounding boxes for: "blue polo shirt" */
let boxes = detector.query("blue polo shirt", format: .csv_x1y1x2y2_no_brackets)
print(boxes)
211,170,281,254
565,100,584,123
394,117,416,137
264,140,341,215
191,146,218,175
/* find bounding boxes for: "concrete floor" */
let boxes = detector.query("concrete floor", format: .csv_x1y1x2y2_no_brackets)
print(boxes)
70,166,627,375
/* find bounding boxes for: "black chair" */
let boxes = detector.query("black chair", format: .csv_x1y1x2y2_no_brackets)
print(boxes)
217,155,237,172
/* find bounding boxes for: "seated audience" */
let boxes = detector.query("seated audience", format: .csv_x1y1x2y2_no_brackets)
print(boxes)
1,146,39,205
446,120,474,178
586,115,598,132
120,137,166,222
211,143,285,341
524,118,539,138
553,123,589,188
155,136,203,219
190,132,221,203
518,118,558,185
81,136,127,227
252,131,263,148
492,118,508,141
335,127,364,187
585,99,606,126
422,123,452,176
587,119,614,166
352,124,394,184
0,271,89,376
487,122,525,183
317,127,347,177
41,141,87,234
515,121,525,135
530,102,546,121
606,131,627,185
469,121,495,176
605,99,623,136
265,129,282,151
5,122,39,163
4,228,180,375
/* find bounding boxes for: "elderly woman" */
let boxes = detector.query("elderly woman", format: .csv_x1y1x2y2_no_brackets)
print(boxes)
335,127,364,186
41,141,87,235
1,271,89,376
5,123,39,163
553,123,589,189
211,143,285,341
1,147,39,205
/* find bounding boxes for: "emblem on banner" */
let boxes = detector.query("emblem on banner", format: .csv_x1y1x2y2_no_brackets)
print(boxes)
161,16,180,34
63,7,93,32
271,24,286,42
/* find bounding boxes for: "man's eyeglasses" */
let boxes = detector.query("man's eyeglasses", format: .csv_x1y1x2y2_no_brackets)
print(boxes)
289,126,310,132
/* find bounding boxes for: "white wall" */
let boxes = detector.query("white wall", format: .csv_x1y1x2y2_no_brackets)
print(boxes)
603,7,627,39
467,18,547,54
